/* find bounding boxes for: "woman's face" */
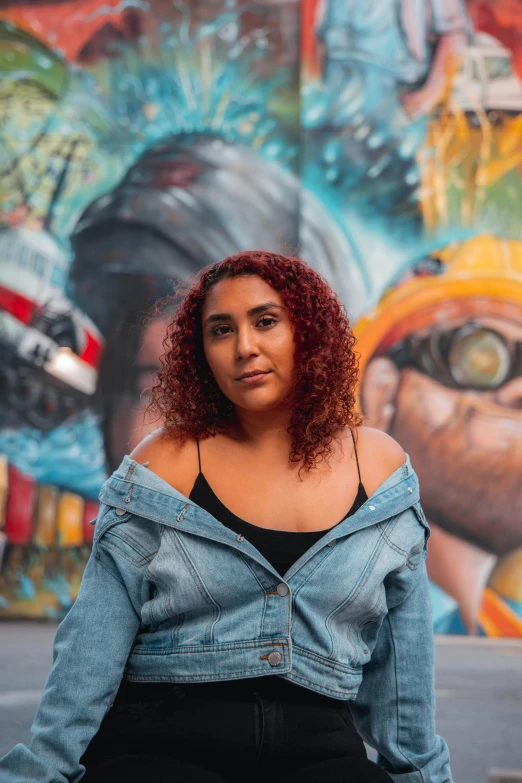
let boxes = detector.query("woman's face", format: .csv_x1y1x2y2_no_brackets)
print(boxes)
201,275,296,414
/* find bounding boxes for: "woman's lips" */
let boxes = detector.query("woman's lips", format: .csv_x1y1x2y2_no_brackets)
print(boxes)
237,371,272,384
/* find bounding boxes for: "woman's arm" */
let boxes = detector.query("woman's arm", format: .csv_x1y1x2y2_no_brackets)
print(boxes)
0,504,143,783
347,511,453,783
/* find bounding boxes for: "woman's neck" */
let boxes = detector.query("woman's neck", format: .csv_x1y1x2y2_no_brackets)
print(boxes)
227,409,293,448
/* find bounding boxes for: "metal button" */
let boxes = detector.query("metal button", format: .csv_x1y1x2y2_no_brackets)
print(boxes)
327,539,336,547
276,583,289,596
115,508,126,516
369,505,375,511
236,534,245,543
408,487,413,493
268,651,282,666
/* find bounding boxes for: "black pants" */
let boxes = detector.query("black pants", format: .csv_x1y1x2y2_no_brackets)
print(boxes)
81,677,393,782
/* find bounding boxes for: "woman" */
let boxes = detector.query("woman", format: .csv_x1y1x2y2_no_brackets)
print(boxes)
0,251,453,783
68,131,367,472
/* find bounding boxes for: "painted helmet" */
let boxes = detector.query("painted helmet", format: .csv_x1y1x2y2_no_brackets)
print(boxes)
354,234,522,393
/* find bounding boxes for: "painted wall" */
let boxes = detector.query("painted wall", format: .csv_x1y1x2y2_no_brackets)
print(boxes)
0,0,521,635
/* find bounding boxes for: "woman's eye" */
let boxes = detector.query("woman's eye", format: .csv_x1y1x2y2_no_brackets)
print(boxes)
212,316,277,336
258,316,277,327
212,326,230,336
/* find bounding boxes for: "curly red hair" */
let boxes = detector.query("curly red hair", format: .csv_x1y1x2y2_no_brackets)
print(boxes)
148,250,362,478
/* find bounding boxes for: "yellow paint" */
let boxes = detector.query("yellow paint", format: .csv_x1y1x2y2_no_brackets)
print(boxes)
56,492,84,548
488,548,522,603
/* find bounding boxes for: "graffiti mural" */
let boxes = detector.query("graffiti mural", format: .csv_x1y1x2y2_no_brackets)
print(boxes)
0,0,521,634
302,0,522,636
0,0,361,618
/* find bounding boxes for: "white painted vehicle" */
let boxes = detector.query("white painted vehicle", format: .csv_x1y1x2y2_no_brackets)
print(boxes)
0,228,104,429
451,32,522,112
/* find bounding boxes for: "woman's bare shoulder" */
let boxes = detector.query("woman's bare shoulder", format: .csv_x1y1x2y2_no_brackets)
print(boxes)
130,427,198,495
130,427,182,460
353,426,406,495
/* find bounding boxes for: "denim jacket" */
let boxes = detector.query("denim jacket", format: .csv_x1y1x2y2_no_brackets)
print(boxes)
0,454,453,783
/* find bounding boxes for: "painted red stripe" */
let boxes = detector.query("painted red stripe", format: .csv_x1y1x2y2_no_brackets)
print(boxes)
5,465,36,545
0,285,35,325
81,330,103,370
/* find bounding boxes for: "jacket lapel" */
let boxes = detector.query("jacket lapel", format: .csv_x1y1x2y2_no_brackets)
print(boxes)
97,455,420,580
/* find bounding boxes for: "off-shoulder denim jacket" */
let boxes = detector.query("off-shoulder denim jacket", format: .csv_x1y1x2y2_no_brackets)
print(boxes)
0,453,453,783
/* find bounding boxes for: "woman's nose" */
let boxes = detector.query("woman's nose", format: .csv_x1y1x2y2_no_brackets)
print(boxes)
235,327,259,357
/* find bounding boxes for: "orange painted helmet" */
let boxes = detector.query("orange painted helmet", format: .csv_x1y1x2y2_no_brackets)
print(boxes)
354,234,522,383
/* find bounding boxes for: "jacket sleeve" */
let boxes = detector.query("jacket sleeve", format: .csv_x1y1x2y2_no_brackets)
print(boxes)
0,505,142,783
347,520,453,783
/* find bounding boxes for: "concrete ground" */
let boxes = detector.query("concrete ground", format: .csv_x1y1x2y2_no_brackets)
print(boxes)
1,624,522,782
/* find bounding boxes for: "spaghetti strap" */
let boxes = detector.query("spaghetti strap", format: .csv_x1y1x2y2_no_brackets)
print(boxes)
351,428,362,484
196,437,202,474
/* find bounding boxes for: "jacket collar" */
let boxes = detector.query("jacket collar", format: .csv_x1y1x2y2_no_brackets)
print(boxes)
98,453,420,581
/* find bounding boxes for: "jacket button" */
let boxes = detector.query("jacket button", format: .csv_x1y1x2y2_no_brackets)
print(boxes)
369,505,375,511
115,508,126,516
268,651,282,666
327,539,336,547
276,583,289,596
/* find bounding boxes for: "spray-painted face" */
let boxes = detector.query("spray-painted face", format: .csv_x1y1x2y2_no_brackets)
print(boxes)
356,235,522,557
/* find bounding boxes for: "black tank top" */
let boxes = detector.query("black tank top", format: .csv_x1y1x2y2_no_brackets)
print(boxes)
189,433,368,577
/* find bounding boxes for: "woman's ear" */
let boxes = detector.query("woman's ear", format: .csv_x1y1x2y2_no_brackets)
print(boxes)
360,357,401,432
